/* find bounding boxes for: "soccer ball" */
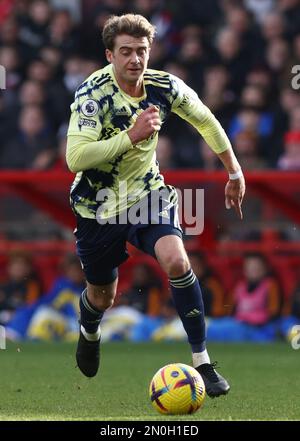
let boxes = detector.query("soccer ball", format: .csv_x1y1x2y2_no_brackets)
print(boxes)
149,363,206,415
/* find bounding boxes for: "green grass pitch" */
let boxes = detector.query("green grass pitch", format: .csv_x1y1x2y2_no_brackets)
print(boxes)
0,341,299,421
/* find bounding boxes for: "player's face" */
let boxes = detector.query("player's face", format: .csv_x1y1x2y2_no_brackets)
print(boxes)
106,35,150,86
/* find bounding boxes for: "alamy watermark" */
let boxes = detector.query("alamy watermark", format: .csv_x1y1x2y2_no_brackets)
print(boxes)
0,325,6,350
290,325,300,350
291,65,300,90
95,183,204,235
0,65,6,90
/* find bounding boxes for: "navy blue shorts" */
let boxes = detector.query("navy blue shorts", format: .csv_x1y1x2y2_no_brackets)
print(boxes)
74,189,182,285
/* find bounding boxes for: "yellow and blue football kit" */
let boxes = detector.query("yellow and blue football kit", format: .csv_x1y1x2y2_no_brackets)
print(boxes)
66,63,230,284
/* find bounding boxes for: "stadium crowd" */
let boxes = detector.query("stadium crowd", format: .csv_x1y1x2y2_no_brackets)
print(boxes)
0,0,300,170
0,0,300,342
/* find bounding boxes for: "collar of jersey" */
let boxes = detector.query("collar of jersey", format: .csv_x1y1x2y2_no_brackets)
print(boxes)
110,64,146,103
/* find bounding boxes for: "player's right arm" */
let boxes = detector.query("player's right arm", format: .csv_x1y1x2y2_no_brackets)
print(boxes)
66,86,134,173
66,98,160,172
66,131,133,173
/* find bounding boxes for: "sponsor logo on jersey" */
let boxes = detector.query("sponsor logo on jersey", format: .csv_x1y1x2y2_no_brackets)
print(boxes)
79,118,97,128
114,105,131,116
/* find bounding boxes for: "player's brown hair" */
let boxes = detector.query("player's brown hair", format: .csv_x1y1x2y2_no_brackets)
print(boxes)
102,14,156,50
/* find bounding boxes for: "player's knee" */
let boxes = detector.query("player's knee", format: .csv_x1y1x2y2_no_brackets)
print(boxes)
164,256,190,278
90,294,115,311
100,296,115,310
87,287,116,311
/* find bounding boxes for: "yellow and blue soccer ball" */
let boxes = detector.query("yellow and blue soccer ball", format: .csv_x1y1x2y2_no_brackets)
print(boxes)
149,363,206,415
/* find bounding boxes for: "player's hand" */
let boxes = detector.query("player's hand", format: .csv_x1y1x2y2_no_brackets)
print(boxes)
127,106,161,145
225,176,245,220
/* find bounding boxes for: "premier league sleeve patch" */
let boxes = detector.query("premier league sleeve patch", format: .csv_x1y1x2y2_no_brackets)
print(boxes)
81,99,99,117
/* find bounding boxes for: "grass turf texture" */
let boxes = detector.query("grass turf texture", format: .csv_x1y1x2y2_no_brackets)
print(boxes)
0,341,299,421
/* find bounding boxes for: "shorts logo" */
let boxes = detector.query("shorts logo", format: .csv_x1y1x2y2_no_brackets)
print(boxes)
185,309,201,318
81,99,99,117
79,118,97,128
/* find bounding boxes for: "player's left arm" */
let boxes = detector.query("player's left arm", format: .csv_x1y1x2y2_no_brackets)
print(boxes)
170,75,245,219
218,149,245,220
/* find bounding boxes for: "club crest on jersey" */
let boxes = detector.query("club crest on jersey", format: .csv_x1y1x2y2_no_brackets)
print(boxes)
81,99,99,117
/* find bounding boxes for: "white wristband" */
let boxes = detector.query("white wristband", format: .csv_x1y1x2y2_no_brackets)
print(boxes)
229,170,243,180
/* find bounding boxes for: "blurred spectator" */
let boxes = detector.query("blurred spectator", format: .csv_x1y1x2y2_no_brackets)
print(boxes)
39,46,63,78
147,39,168,70
244,0,275,25
132,0,177,53
81,57,102,78
215,27,252,93
202,64,234,128
163,60,189,82
26,57,53,83
6,253,85,341
245,68,275,104
0,17,20,46
277,88,300,126
155,135,176,170
50,0,81,22
81,0,129,60
230,84,274,138
207,253,282,341
25,56,72,129
62,55,87,95
265,38,292,87
18,0,51,51
231,253,282,323
46,9,79,54
261,12,286,42
278,0,300,40
177,0,221,29
199,140,221,170
233,129,269,170
0,250,42,325
189,251,226,317
176,30,207,93
224,6,264,64
117,263,164,316
0,105,57,169
19,79,45,106
277,131,300,170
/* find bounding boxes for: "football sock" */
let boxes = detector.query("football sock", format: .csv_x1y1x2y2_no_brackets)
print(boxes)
79,288,104,338
192,349,211,368
169,269,206,353
80,324,101,342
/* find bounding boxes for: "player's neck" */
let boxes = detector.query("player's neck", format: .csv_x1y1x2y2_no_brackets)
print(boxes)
115,74,144,97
